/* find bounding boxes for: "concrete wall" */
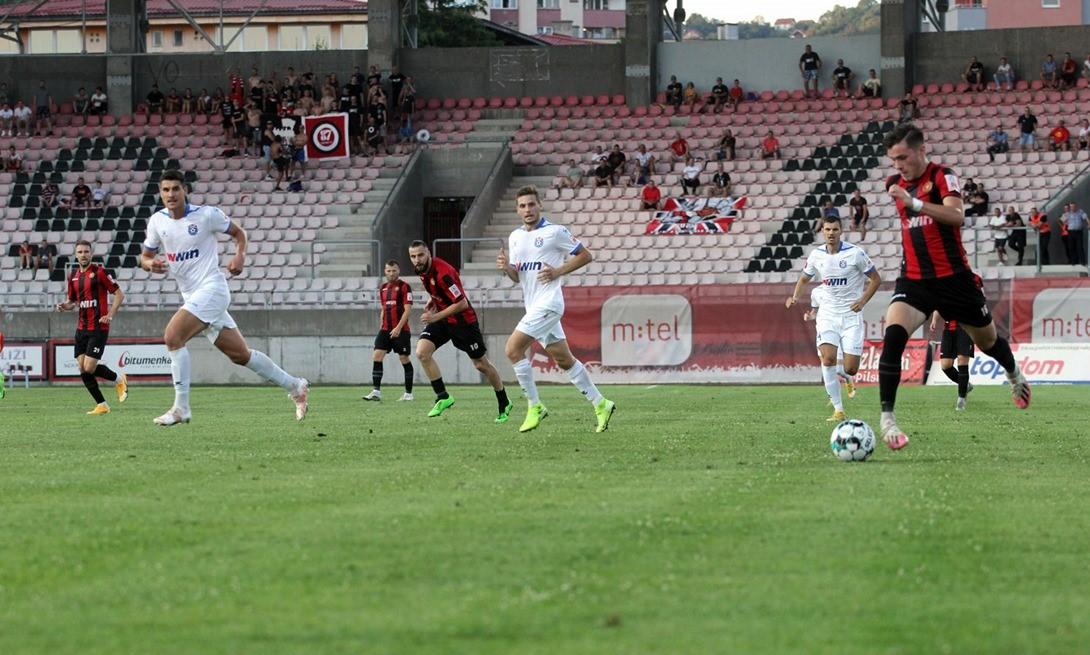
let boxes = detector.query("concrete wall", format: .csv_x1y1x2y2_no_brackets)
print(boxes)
658,35,881,94
421,145,503,197
372,150,424,273
916,26,1090,85
401,45,625,99
985,0,1083,29
0,55,108,107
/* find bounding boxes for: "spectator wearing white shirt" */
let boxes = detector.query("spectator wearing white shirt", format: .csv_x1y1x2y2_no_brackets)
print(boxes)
12,100,31,137
993,57,1014,91
0,102,12,136
587,145,607,169
988,208,1008,264
631,144,655,185
89,86,108,115
680,155,705,196
1078,119,1090,151
1083,52,1090,84
91,179,109,208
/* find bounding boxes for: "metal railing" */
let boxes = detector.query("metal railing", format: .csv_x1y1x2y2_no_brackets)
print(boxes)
431,237,506,271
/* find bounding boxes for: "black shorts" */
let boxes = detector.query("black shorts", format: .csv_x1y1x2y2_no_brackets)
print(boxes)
891,272,992,328
74,330,109,359
851,214,867,228
374,329,411,356
419,320,487,359
940,325,974,359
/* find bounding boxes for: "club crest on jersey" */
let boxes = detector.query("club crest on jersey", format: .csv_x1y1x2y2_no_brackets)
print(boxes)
921,181,933,194
187,223,198,235
839,259,847,268
534,236,544,247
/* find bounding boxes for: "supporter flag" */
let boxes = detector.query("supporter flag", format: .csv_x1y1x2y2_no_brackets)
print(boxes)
303,113,350,161
645,196,748,235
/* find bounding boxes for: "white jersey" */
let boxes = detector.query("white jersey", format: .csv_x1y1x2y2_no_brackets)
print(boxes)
508,217,583,314
143,204,231,295
802,241,875,315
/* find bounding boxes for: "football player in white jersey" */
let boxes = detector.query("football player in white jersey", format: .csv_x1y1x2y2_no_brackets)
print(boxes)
786,215,881,421
805,285,857,403
496,185,615,433
140,170,309,425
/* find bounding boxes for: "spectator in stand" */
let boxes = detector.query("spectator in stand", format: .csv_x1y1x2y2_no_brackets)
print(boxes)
33,80,53,136
832,59,854,97
319,86,337,114
1029,206,1051,265
73,87,90,115
271,137,292,191
91,179,108,209
682,81,705,113
1078,118,1090,151
1062,203,1088,265
338,84,353,112
296,88,316,117
18,239,32,270
711,162,731,197
1048,119,1071,152
227,67,245,108
592,160,613,188
962,177,979,197
197,88,213,114
986,125,1009,162
389,67,406,113
166,88,182,114
586,145,607,169
989,208,1008,264
248,66,262,90
1016,106,1038,151
347,96,363,154
669,132,690,163
1060,52,1079,89
365,115,386,156
822,200,841,220
849,189,869,240
664,75,683,112
290,123,308,178
1004,206,1026,265
799,44,822,98
4,144,21,172
34,238,55,274
962,56,986,92
246,103,263,156
1083,52,1090,84
1041,54,1059,89
88,86,108,115
760,130,781,159
1059,204,1074,263
728,79,745,110
181,88,196,114
368,92,388,137
631,144,655,185
366,65,382,93
680,156,705,196
717,128,737,161
70,177,92,209
210,88,224,114
898,92,919,124
858,69,881,98
227,101,246,152
398,76,417,130
12,100,31,137
708,77,729,114
40,181,59,208
555,159,584,190
0,103,12,136
260,121,277,178
965,183,989,218
367,81,386,109
605,144,627,186
641,178,662,211
993,57,1015,91
145,84,165,116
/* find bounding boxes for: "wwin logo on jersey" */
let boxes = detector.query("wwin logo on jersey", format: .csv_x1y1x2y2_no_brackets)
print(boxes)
824,278,848,287
166,248,199,262
515,261,544,271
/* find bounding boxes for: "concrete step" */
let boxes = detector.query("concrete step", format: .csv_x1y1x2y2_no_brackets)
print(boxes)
465,132,511,143
472,118,524,131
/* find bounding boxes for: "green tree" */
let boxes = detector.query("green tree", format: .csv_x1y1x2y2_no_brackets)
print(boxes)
418,0,503,48
683,13,719,40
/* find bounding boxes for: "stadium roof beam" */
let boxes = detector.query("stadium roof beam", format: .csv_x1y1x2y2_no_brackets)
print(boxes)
921,0,948,32
161,0,270,53
0,0,50,53
402,0,418,49
661,0,682,41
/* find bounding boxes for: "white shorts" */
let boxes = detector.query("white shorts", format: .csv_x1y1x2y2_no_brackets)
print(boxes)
815,311,864,357
515,308,566,346
182,284,237,344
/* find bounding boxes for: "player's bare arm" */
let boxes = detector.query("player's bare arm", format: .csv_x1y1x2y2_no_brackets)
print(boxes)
786,272,813,308
140,248,168,274
538,247,592,282
886,185,965,227
100,287,124,324
225,223,247,276
850,269,882,313
391,303,410,337
421,297,469,325
56,300,75,312
496,248,519,282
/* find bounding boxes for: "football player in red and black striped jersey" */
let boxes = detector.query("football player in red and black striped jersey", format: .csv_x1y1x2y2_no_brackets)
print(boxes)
362,260,415,402
878,124,1029,449
930,312,975,411
55,240,128,414
409,240,512,422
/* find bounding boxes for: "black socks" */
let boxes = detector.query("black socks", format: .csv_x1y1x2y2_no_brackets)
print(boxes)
431,377,448,400
372,361,383,390
81,371,105,404
95,365,117,382
403,362,414,393
879,325,909,413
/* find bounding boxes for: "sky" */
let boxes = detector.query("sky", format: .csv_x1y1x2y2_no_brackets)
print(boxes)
677,0,850,24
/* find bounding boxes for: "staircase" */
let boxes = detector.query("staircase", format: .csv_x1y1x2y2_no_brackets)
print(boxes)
465,117,524,147
464,174,556,272
306,169,400,278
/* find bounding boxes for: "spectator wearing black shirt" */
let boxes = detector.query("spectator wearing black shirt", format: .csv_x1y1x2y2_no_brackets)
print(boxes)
298,73,316,99
898,93,919,124
389,68,406,110
145,84,164,116
34,238,56,274
605,144,626,186
1004,207,1027,265
1017,107,1038,151
664,75,682,112
1060,52,1078,89
716,129,736,161
398,76,417,129
348,96,363,154
220,98,236,139
369,99,388,132
366,115,386,156
347,73,364,103
799,45,822,98
70,177,92,209
339,85,353,112
849,189,869,240
962,56,986,92
708,77,729,114
366,65,382,91
711,162,731,197
73,88,90,115
965,184,990,218
962,178,978,198
165,88,181,114
832,59,854,98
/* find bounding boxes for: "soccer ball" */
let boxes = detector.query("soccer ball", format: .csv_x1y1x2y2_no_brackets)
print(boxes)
830,419,876,462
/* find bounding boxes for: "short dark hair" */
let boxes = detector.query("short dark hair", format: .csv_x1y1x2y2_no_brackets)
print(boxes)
516,185,540,200
75,239,92,250
409,240,427,250
822,215,842,225
160,169,185,185
384,259,400,267
882,123,925,150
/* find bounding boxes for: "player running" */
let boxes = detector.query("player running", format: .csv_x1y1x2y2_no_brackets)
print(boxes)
879,124,1029,449
931,312,975,411
496,185,615,433
804,286,857,403
409,240,513,421
363,260,415,402
55,240,128,414
140,170,309,425
787,215,881,422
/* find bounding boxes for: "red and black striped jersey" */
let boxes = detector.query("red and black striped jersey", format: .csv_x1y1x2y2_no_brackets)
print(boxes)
886,161,971,280
419,256,477,326
379,279,413,332
67,264,118,332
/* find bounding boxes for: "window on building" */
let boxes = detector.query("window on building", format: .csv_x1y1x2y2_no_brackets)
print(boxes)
0,37,18,53
1041,0,1060,6
172,30,183,47
538,26,555,34
492,0,518,8
538,0,560,8
584,0,609,9
280,25,331,50
341,23,368,49
151,31,163,48
28,29,82,53
216,26,268,52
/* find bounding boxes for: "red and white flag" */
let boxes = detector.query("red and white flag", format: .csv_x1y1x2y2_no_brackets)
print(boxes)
303,113,350,161
645,196,748,235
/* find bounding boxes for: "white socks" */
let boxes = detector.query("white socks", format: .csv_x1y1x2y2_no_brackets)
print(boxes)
169,347,191,412
567,360,604,405
822,365,843,412
245,349,299,391
512,358,540,405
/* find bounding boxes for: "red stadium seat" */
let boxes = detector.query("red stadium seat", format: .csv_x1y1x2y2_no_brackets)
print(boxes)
519,96,533,108
789,89,805,100
441,98,457,109
596,94,610,105
456,97,472,109
580,95,595,106
611,94,625,105
503,96,519,108
565,95,579,107
488,96,503,108
534,96,549,107
911,84,925,95
426,98,442,110
471,97,487,109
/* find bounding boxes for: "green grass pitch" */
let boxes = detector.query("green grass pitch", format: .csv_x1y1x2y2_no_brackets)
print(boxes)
1,383,1088,654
